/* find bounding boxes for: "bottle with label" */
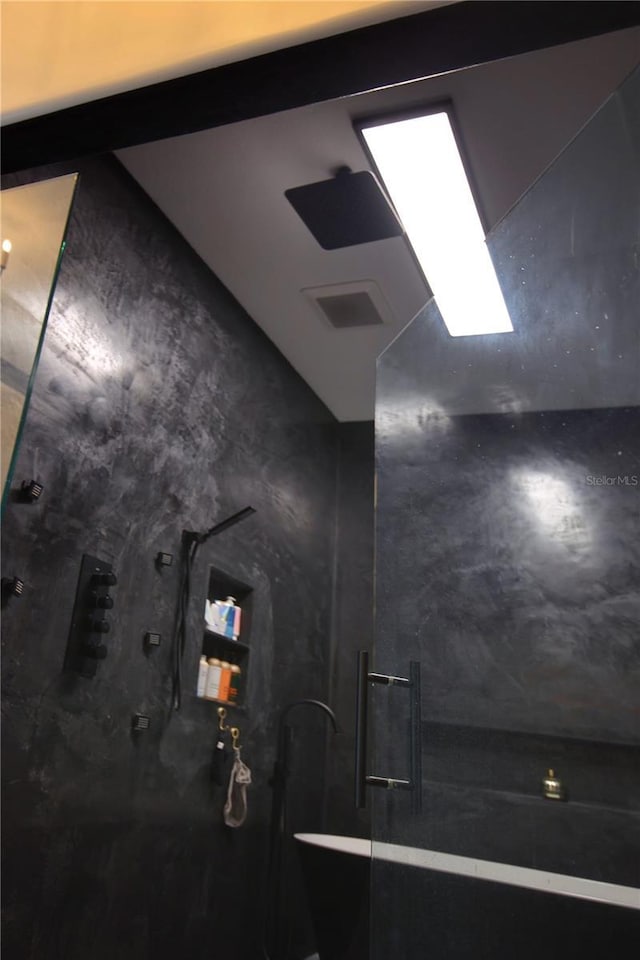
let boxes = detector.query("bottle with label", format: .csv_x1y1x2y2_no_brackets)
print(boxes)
218,661,232,702
542,768,565,800
204,658,222,700
228,664,242,704
225,597,242,640
208,596,241,639
204,599,215,630
196,656,209,698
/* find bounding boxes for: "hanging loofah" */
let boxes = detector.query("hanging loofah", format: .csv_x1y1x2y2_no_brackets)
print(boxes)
223,751,252,828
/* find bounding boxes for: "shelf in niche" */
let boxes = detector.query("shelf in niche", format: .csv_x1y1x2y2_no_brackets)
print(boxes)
199,695,246,713
202,630,249,671
203,625,249,652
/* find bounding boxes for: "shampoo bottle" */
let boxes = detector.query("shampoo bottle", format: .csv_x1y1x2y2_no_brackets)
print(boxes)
218,661,232,702
228,664,242,704
196,655,209,698
226,596,242,640
212,596,241,639
204,658,222,700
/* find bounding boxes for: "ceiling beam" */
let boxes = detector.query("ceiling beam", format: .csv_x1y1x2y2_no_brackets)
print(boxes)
3,0,639,174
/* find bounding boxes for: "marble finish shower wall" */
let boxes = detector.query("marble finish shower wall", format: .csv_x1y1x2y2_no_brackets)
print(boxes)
374,361,640,884
373,69,640,900
1,155,339,960
325,421,374,838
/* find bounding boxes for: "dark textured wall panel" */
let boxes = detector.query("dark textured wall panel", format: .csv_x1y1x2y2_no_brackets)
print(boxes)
325,421,374,839
375,401,640,744
1,155,342,960
371,859,640,960
374,316,640,887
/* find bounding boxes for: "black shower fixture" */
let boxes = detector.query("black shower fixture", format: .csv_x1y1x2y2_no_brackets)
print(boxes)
64,555,117,678
284,166,404,250
20,479,44,502
183,505,257,546
1,576,25,603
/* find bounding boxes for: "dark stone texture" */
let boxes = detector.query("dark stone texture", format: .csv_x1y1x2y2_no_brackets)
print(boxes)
296,838,369,960
325,422,374,839
369,64,640,951
371,859,640,960
374,337,640,897
373,388,640,888
375,403,640,745
0,155,362,960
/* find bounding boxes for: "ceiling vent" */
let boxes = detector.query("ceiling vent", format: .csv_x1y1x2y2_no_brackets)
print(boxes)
303,280,394,330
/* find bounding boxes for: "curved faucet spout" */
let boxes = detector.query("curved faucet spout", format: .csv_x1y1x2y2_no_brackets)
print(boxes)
279,698,338,733
266,699,338,957
275,699,338,778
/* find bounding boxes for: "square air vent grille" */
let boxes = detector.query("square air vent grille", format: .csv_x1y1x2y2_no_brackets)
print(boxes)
316,291,383,328
303,280,394,330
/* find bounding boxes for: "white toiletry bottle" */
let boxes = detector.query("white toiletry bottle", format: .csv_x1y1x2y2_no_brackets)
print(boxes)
204,657,222,700
212,596,241,639
196,655,209,698
225,596,241,640
204,599,214,629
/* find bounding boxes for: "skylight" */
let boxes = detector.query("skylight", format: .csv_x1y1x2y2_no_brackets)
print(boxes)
361,110,513,337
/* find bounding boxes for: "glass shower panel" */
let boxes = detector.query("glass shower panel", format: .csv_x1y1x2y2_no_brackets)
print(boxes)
371,66,640,958
1,174,78,507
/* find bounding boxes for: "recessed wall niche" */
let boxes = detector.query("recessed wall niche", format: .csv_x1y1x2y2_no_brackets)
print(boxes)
192,550,275,722
201,564,253,709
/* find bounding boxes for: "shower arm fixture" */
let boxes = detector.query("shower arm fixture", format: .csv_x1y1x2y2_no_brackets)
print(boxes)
183,505,257,546
171,505,256,712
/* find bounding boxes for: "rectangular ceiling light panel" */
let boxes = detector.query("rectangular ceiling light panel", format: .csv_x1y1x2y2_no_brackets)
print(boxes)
361,111,513,337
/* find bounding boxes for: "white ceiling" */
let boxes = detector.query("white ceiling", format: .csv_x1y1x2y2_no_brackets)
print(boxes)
118,27,640,421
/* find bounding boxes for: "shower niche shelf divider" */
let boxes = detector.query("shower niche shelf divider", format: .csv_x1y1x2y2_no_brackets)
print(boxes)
199,564,253,710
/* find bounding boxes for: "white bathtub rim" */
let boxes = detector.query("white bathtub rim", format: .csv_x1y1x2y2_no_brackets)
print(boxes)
295,832,371,859
294,833,640,910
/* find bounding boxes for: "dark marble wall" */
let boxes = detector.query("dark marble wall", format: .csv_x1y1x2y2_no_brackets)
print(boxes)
374,391,640,884
369,69,640,950
325,422,374,839
375,404,640,744
374,380,640,890
1,155,355,960
371,859,640,960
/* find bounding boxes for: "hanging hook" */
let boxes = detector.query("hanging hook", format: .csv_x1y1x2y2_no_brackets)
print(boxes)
218,707,229,732
230,726,241,752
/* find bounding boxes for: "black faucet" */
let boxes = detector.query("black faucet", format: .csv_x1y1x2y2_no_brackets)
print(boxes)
265,699,338,959
276,699,338,776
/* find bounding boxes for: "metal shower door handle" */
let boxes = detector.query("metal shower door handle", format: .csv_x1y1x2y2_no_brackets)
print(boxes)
354,650,422,810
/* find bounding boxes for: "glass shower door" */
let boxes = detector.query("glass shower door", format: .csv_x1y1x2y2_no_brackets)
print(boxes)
369,66,640,957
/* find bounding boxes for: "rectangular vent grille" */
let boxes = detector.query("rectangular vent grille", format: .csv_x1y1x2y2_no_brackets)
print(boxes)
315,291,384,329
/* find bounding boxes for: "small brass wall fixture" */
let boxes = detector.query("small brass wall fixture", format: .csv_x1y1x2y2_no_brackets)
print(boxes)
542,768,565,801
